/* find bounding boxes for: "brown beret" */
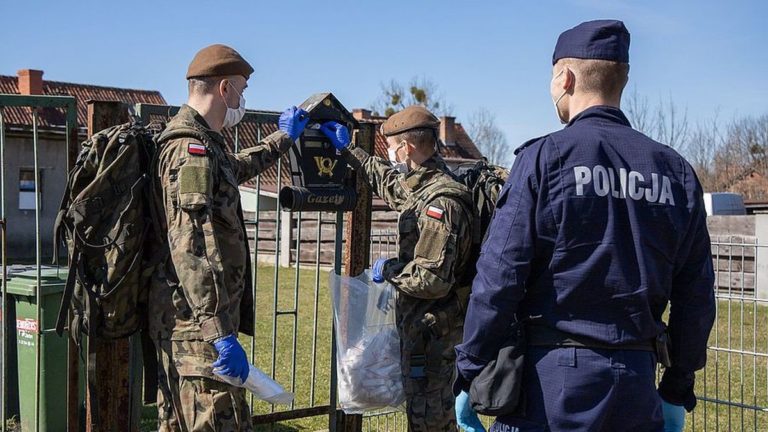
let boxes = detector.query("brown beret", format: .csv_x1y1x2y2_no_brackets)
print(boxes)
186,44,254,80
381,105,440,136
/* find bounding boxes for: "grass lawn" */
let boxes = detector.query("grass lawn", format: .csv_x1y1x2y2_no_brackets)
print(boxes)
138,265,768,432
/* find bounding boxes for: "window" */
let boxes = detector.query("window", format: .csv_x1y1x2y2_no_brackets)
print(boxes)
19,168,42,211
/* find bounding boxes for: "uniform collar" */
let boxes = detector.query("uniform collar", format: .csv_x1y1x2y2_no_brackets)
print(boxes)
565,105,631,128
172,104,226,147
402,153,448,190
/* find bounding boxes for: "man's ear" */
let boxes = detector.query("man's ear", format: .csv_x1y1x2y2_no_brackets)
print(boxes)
219,78,229,97
563,67,575,92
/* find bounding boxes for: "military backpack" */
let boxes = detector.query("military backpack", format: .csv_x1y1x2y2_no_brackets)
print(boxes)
53,120,204,341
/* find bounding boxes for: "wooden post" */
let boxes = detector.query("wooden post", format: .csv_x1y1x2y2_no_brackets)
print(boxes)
84,100,137,432
337,122,375,432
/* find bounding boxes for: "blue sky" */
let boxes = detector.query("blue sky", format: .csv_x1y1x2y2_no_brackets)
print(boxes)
1,0,765,157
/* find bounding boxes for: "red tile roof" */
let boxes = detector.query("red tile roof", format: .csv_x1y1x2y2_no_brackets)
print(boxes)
361,113,483,160
0,75,166,131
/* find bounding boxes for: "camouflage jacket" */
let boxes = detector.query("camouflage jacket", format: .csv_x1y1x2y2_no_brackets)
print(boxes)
343,147,474,336
149,104,293,342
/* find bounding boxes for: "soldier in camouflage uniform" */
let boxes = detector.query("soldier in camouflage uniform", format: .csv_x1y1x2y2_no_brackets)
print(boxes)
320,106,474,432
148,44,309,431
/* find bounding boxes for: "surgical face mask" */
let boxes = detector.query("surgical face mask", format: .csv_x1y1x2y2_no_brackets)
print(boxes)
551,69,568,124
222,81,246,129
388,142,408,174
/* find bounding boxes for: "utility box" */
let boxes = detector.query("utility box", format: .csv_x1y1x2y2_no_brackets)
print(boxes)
6,268,75,432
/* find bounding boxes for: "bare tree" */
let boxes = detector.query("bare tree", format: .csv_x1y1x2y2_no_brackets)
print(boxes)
371,76,453,117
466,108,512,166
624,89,690,151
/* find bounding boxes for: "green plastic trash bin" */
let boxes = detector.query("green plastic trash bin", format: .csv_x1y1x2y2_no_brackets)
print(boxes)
7,268,72,432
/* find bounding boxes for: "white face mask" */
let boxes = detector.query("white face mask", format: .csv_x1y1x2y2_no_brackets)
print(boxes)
551,69,568,124
388,143,408,174
222,81,246,129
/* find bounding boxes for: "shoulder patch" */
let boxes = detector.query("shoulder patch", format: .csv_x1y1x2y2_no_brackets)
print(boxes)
188,143,207,156
425,205,444,220
514,134,549,155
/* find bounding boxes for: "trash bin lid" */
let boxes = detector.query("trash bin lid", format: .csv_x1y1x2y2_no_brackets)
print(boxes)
5,268,69,297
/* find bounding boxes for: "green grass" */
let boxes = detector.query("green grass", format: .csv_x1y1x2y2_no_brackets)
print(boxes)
138,268,768,431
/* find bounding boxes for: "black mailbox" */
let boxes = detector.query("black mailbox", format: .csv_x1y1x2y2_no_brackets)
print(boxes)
279,93,359,212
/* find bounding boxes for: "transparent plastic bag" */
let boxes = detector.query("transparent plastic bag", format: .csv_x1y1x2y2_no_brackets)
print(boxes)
213,364,294,405
330,270,405,414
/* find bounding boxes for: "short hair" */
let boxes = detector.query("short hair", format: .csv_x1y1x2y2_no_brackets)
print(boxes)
392,127,437,151
560,58,629,97
188,76,222,95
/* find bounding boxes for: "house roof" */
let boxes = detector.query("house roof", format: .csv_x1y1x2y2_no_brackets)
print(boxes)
362,113,483,160
0,74,166,131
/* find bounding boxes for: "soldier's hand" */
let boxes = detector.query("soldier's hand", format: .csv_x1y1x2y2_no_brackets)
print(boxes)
372,257,393,283
456,391,486,432
212,334,250,383
319,121,351,150
279,106,310,140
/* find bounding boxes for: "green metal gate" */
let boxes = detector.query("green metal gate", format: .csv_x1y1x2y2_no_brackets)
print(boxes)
0,94,80,432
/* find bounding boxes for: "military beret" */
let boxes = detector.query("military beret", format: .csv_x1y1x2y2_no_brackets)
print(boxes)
381,105,440,136
186,44,254,80
553,20,630,65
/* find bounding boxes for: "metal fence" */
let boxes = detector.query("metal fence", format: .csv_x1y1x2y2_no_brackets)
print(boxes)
0,94,79,432
689,236,768,431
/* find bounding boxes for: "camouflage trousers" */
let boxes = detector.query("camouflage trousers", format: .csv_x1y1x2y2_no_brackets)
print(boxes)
154,338,254,432
400,319,463,432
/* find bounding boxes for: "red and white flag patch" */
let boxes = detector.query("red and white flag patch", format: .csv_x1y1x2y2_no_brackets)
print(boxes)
188,143,207,155
426,205,444,220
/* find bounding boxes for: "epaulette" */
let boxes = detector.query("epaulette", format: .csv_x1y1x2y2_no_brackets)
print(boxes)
514,134,550,155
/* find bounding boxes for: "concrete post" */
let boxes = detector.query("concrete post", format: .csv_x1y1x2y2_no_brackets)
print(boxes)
755,214,768,300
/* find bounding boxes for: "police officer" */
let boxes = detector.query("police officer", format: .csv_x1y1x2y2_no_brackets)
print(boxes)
320,106,474,431
454,20,716,432
148,44,309,431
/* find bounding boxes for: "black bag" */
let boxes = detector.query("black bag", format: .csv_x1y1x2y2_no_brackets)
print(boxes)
468,321,526,416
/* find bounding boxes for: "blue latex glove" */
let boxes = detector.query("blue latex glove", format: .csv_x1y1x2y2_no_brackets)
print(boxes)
319,121,351,150
279,106,310,140
212,334,249,383
455,391,486,432
662,400,686,432
372,257,392,283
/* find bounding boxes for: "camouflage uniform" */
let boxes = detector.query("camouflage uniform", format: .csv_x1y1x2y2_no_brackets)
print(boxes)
149,104,293,431
343,147,474,432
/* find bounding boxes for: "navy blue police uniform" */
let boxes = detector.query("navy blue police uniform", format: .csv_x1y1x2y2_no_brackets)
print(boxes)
455,20,716,431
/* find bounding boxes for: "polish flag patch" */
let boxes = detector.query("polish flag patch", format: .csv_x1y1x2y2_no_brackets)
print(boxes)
426,206,444,220
188,143,207,155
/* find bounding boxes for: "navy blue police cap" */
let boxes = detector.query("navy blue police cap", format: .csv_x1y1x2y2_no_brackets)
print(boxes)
553,19,630,65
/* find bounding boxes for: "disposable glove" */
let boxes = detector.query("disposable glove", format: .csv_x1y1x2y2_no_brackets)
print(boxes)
319,121,351,150
662,400,686,432
279,106,310,140
372,257,392,283
455,391,486,432
212,334,249,383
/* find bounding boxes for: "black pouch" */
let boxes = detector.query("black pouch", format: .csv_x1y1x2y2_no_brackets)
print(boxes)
656,326,672,368
468,321,526,416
